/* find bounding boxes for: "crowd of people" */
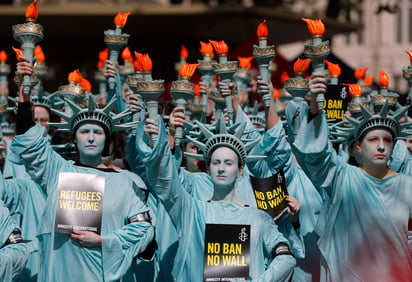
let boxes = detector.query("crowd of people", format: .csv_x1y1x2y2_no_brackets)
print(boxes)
1,5,412,282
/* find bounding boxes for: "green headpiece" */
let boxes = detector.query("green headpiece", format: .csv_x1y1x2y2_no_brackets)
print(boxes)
31,91,64,110
333,101,411,142
184,116,266,166
248,103,265,132
48,93,134,134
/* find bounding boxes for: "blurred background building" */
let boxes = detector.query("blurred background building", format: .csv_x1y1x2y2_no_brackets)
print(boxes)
5,0,405,97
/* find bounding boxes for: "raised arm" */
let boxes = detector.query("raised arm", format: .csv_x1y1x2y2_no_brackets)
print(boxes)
291,72,343,196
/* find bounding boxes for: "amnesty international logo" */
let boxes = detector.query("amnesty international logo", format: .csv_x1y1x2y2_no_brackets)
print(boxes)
340,87,348,99
238,227,248,242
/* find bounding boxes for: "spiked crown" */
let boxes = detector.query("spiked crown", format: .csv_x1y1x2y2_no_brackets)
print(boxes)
184,115,266,165
333,101,412,143
48,93,134,134
248,103,265,131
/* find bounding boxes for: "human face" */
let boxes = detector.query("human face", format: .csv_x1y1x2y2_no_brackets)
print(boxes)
34,106,50,132
209,147,243,190
406,137,412,155
184,142,200,172
75,123,106,159
356,129,394,168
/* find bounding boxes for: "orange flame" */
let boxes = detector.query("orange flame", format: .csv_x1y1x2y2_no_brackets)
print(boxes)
324,60,341,76
99,48,109,62
194,84,200,96
257,20,268,38
379,70,389,88
180,45,189,60
293,58,311,73
0,51,7,62
349,84,362,96
179,63,199,78
273,88,280,100
301,18,325,36
114,12,130,28
363,76,374,85
281,71,290,85
121,47,133,64
12,46,23,61
80,78,92,92
199,41,214,56
26,0,38,20
354,67,368,79
134,52,152,71
209,40,228,55
238,56,254,69
68,69,82,84
97,61,104,69
406,50,412,62
34,45,45,62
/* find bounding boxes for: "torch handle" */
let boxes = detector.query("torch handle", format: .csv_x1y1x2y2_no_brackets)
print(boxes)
258,63,270,83
22,45,35,95
316,93,325,111
174,99,186,148
108,50,120,91
223,94,234,126
146,100,159,144
201,76,211,113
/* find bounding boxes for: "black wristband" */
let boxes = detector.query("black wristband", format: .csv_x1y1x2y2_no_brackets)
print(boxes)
272,242,294,259
16,101,35,135
128,212,152,224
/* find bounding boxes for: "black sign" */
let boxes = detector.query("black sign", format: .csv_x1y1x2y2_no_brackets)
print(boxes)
323,84,349,122
203,224,250,282
250,170,289,223
55,172,105,234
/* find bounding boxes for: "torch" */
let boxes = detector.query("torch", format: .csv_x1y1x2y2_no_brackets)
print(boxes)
210,40,238,125
370,70,399,112
104,12,130,91
197,41,215,114
170,63,199,147
135,53,164,143
175,45,189,73
233,56,253,103
33,45,47,96
324,60,341,85
253,20,276,104
0,51,10,96
302,18,330,110
95,48,109,97
12,0,43,95
284,58,311,139
347,84,364,118
58,69,86,116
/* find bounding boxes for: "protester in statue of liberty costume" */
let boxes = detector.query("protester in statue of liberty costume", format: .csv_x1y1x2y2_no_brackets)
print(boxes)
0,81,64,281
11,57,155,282
134,107,296,281
291,72,412,281
235,79,322,282
0,198,32,282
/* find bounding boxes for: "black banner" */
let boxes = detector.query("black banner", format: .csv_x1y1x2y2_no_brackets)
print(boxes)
203,224,250,282
55,172,105,234
322,84,349,122
250,170,289,223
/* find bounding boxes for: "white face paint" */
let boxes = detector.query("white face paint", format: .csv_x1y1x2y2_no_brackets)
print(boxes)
75,123,106,160
209,147,242,190
357,129,393,168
